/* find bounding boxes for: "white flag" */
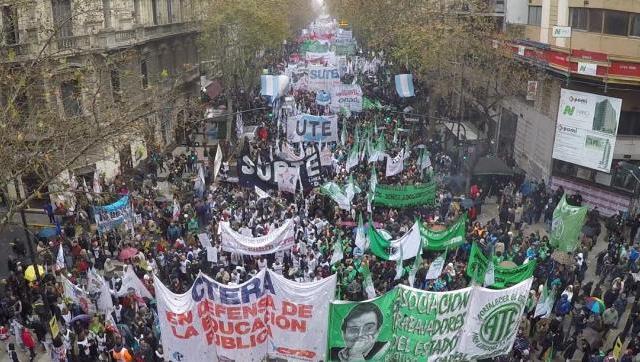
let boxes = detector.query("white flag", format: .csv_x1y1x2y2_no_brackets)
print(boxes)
56,245,65,271
254,186,270,201
277,166,299,194
87,268,114,313
92,170,101,194
425,256,445,280
235,113,244,138
330,241,344,265
213,144,223,181
354,214,367,250
385,149,404,177
484,262,495,287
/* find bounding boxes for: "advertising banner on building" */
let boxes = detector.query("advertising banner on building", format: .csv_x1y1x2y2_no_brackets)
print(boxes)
552,89,622,172
220,220,295,255
330,84,363,113
307,65,342,92
155,270,336,362
286,114,338,143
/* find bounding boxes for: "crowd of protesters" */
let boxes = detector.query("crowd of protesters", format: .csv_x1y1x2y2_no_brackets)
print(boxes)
3,34,640,362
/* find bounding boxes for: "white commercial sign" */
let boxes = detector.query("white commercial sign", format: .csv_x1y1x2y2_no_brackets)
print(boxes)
552,26,572,38
552,89,622,173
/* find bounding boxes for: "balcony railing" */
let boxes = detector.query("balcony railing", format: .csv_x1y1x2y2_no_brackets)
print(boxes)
0,21,197,62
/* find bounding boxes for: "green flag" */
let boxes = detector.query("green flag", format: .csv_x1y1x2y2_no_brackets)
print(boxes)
466,243,536,288
346,140,360,171
420,213,467,251
361,264,377,299
549,194,588,252
370,166,378,194
320,182,351,210
340,124,347,146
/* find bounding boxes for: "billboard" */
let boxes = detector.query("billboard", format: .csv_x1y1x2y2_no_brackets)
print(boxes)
552,89,622,172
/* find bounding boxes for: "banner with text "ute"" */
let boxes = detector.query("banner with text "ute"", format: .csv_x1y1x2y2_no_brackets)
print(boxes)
155,270,336,362
286,114,338,143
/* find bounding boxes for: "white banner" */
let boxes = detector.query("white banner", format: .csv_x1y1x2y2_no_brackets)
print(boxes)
308,66,341,92
155,270,336,362
458,278,533,360
385,150,404,177
330,84,363,113
286,114,338,143
552,89,621,172
277,166,300,194
220,220,295,255
116,266,153,299
305,51,336,65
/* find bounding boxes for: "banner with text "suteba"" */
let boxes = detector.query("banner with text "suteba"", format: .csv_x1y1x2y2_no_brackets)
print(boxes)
420,213,467,251
286,114,338,143
219,219,295,256
307,65,342,93
327,279,533,361
155,270,336,362
373,183,436,208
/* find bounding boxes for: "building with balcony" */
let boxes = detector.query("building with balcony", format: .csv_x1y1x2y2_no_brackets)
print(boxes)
0,0,201,204
491,0,640,216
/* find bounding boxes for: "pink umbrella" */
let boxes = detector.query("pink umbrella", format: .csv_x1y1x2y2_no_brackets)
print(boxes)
118,247,138,261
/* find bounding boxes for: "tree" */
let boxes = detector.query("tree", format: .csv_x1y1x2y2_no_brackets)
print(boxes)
0,0,194,228
326,0,535,133
198,0,317,97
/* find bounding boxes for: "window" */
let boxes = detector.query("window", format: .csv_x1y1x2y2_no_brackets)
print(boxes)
110,68,121,102
630,15,640,37
618,111,640,136
528,6,541,26
61,79,82,117
604,11,629,36
588,9,603,33
140,59,148,89
2,6,18,45
570,8,588,30
51,0,73,38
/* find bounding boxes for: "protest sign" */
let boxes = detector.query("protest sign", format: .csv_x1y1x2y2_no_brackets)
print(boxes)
466,243,536,288
385,149,405,177
220,220,295,255
550,194,588,252
368,221,421,261
330,84,363,113
286,114,338,143
93,196,134,234
238,143,322,191
373,183,437,208
305,51,336,65
155,270,336,362
420,214,467,251
425,256,445,280
458,278,533,360
307,65,341,92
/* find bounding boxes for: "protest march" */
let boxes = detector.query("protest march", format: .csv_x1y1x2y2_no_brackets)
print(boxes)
3,12,640,362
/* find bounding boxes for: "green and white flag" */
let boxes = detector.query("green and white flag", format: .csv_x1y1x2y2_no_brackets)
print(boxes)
484,260,495,287
330,240,344,265
340,124,347,146
345,141,360,171
408,239,424,288
392,124,398,144
466,243,536,288
355,213,367,250
361,264,377,299
320,182,351,210
550,194,588,252
370,166,378,194
368,221,422,261
344,174,361,202
420,213,467,251
394,247,404,280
